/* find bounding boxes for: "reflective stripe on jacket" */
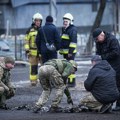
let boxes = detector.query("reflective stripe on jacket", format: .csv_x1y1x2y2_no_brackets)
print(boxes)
59,25,77,55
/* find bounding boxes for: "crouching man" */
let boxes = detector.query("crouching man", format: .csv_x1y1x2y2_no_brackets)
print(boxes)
0,56,15,109
80,55,120,113
33,59,77,113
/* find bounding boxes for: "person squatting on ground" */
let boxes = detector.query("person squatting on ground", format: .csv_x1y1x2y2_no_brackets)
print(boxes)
59,13,77,87
79,55,119,114
0,56,15,109
24,13,43,86
93,28,120,111
36,15,61,63
32,59,77,113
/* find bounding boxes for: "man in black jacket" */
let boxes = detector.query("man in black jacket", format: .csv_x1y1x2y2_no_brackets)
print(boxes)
80,55,119,113
93,28,120,111
36,16,61,63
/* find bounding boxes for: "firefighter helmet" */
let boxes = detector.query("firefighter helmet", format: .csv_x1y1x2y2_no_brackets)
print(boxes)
63,13,74,24
69,60,77,69
32,13,43,22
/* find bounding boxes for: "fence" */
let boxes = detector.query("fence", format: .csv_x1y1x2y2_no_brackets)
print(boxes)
1,32,120,60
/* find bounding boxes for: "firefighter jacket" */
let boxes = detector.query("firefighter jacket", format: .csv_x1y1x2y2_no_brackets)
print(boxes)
59,25,77,55
44,59,74,79
24,25,40,56
0,58,14,91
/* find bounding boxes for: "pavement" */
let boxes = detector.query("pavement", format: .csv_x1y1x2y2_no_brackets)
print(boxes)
0,60,120,120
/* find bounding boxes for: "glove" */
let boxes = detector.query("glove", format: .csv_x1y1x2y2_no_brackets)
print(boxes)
62,76,67,84
67,97,73,105
9,88,15,97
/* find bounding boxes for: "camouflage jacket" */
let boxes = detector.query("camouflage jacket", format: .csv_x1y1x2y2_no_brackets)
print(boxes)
0,57,13,91
44,59,74,78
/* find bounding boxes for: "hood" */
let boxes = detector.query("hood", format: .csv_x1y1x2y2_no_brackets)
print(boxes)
93,60,111,71
0,57,7,69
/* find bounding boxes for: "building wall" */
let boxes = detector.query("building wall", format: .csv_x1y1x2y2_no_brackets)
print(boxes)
0,2,114,34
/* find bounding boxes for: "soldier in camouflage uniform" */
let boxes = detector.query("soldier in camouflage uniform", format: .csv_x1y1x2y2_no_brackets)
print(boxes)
0,57,15,109
33,59,77,113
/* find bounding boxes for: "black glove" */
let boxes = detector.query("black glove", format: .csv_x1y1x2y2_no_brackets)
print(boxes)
67,96,73,105
9,88,15,97
62,76,68,84
64,87,73,105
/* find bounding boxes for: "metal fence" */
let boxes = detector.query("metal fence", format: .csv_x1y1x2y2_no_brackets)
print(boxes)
1,33,120,60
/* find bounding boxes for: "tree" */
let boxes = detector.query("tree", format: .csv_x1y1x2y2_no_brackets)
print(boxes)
84,0,106,55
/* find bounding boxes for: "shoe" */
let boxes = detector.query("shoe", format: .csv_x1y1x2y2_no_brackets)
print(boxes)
112,106,120,111
79,105,89,112
49,106,63,113
99,103,112,114
31,81,37,86
0,104,9,110
32,106,41,113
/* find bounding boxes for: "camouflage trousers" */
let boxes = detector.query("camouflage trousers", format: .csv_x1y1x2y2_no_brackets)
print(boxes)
36,65,65,108
80,92,102,111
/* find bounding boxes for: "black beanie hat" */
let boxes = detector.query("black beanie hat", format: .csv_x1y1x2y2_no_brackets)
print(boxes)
93,28,102,38
46,15,53,22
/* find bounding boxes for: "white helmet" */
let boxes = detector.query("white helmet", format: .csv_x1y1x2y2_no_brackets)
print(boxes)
63,13,74,24
32,13,43,22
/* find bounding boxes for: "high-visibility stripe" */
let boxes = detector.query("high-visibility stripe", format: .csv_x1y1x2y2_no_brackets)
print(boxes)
69,42,77,48
24,44,29,49
30,50,37,56
68,74,76,83
30,75,37,81
59,49,77,54
61,34,70,40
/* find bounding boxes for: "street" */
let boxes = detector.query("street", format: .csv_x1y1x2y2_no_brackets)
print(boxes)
0,60,120,120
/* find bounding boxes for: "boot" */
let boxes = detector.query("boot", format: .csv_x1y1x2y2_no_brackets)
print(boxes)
49,106,63,113
31,81,37,86
32,105,41,113
99,103,112,114
113,100,120,111
0,103,9,110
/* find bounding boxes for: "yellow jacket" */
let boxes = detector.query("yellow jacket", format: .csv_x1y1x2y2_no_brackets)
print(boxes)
24,26,39,56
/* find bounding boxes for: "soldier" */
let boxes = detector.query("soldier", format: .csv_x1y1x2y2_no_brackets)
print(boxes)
24,13,43,86
0,56,15,109
32,59,77,113
59,13,77,87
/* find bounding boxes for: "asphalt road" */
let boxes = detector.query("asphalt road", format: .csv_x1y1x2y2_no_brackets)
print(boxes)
0,61,120,120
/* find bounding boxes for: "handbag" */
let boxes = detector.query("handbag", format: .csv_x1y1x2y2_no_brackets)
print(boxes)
42,27,56,51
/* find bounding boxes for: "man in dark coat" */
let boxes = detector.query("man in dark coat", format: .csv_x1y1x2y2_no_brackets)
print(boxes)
80,55,119,113
36,15,61,63
93,28,120,111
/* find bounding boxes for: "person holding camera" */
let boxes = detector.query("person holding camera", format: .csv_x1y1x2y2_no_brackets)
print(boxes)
36,15,61,63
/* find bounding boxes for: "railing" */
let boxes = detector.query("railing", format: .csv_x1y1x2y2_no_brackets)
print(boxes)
1,32,120,60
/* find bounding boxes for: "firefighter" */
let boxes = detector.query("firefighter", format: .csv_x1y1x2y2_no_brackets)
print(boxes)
32,59,77,113
0,57,15,109
24,13,43,86
59,13,77,87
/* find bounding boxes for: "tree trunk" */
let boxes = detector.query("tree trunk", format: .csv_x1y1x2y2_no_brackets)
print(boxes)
84,0,106,55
